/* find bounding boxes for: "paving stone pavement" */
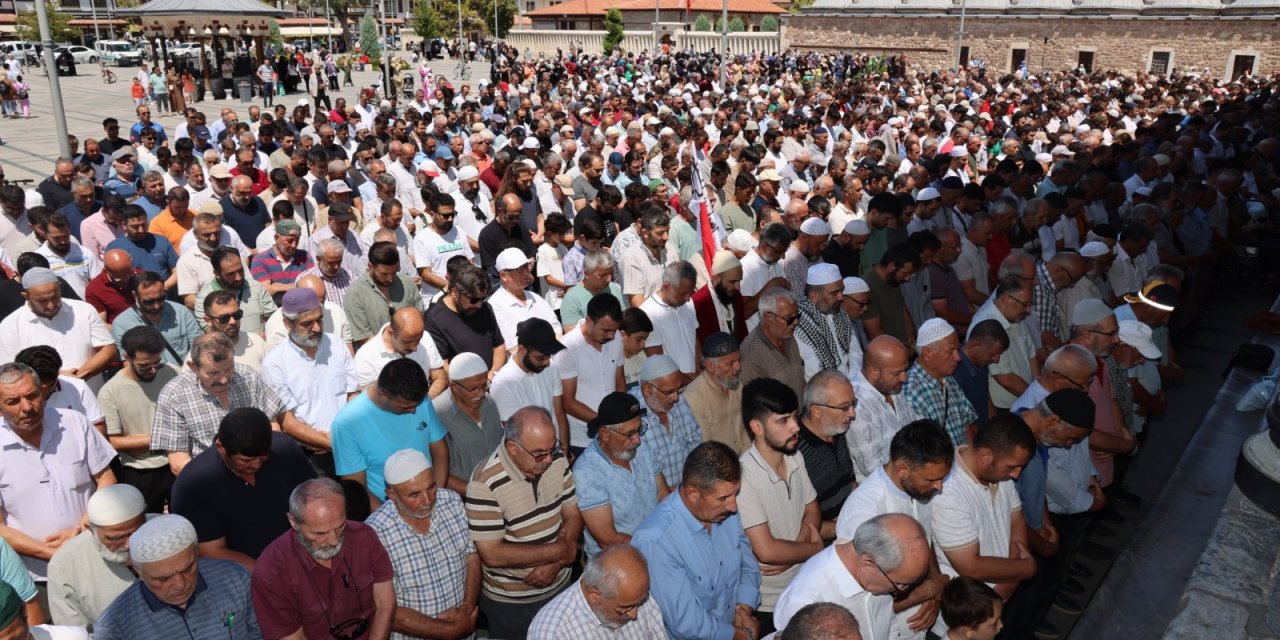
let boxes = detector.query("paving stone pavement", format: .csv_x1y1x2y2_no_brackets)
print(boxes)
0,56,489,183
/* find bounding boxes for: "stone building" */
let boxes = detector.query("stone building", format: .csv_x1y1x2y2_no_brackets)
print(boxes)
788,0,1280,78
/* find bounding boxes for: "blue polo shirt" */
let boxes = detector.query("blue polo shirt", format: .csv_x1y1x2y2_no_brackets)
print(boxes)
574,438,663,557
953,349,991,427
107,233,179,279
331,388,448,501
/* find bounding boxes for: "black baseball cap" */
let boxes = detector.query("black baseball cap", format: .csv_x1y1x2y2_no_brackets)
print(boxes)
588,391,647,438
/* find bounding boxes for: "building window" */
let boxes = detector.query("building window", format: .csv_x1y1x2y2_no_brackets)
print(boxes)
958,46,970,68
558,19,575,29
1149,50,1171,76
525,0,534,11
1010,48,1027,72
1077,51,1094,72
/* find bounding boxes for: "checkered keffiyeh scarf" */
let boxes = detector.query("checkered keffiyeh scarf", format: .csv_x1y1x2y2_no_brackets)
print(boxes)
796,297,854,371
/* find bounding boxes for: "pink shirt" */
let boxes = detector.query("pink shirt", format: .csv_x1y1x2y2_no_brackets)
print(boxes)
79,212,126,260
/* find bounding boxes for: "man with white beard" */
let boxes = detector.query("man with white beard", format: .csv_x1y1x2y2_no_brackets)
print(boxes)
46,485,148,629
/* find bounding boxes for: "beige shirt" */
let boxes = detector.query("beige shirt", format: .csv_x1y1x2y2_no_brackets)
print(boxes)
738,445,817,611
46,529,138,629
683,371,749,454
98,365,178,470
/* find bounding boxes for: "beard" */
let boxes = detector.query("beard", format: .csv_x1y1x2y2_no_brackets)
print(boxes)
93,535,131,564
765,430,799,455
714,283,736,306
394,496,435,521
290,328,322,350
903,484,939,504
298,531,344,561
197,239,219,253
522,351,549,374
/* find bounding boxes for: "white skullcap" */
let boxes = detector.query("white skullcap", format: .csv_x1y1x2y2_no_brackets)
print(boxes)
916,187,941,202
384,448,431,486
1080,241,1110,258
916,318,956,347
843,277,869,295
950,147,968,158
659,127,675,137
711,250,741,275
129,514,197,564
23,190,43,209
1072,298,1114,326
799,217,831,237
789,181,810,194
726,229,755,253
456,166,480,182
806,263,841,286
449,352,488,381
20,267,58,289
640,354,680,381
1035,153,1053,164
87,484,146,527
843,219,871,236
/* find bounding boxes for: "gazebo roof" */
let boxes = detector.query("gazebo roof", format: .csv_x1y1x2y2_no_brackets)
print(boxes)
116,0,287,17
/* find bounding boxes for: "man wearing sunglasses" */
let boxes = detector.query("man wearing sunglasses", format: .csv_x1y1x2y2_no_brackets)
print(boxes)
413,192,474,299
828,420,953,639
740,286,806,401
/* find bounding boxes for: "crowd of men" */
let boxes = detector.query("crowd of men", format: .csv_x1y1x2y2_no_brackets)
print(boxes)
0,44,1274,640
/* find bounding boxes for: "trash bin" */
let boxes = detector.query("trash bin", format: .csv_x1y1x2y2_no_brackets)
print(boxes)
236,78,252,103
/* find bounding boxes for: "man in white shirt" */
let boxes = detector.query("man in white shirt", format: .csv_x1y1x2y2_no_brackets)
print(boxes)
930,414,1037,607
491,318,572,448
955,213,994,307
352,307,446,395
413,191,474,299
837,418,956,639
0,268,116,392
740,223,791,330
773,513,931,636
554,294,626,455
796,263,862,381
489,247,562,351
638,260,699,385
37,213,101,298
846,335,920,482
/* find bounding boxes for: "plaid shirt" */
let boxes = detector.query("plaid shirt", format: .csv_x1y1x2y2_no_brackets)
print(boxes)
901,363,979,447
299,265,353,307
1033,260,1067,343
250,247,314,287
366,490,475,640
631,387,704,487
152,363,287,456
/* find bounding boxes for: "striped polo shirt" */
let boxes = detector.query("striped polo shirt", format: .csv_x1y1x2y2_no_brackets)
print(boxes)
465,442,577,603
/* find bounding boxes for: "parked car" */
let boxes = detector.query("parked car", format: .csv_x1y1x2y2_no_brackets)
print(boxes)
54,45,98,64
95,40,143,67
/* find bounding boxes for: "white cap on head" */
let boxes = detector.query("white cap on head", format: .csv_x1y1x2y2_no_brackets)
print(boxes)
1080,241,1110,258
843,219,871,236
726,229,755,253
799,217,831,237
384,448,431,487
915,187,941,202
87,484,147,527
129,514,197,564
843,277,870,295
916,318,956,347
789,181,810,194
640,354,680,381
24,190,44,209
456,166,480,182
806,263,841,286
950,147,968,158
449,352,489,381
1118,320,1161,359
495,247,532,271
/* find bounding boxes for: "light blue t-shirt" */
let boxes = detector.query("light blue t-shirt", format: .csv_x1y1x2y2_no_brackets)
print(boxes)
0,537,35,601
574,438,663,557
331,389,447,501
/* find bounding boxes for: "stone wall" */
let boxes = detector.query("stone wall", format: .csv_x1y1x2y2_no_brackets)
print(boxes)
783,15,1280,77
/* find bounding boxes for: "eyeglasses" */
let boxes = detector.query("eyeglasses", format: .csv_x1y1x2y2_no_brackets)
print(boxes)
872,559,912,598
1004,295,1031,309
814,399,858,413
434,211,457,220
606,423,648,440
1088,328,1119,337
1054,370,1091,392
767,311,800,326
209,309,244,324
844,296,870,308
644,381,680,399
451,378,490,394
510,438,562,462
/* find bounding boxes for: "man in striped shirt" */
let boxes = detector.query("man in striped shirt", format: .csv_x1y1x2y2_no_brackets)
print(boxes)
465,405,582,640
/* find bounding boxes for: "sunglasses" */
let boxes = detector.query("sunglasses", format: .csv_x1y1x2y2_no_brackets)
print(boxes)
209,309,244,324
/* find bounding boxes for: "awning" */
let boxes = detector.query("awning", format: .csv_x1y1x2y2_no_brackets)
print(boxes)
68,18,130,27
116,0,288,16
280,25,342,37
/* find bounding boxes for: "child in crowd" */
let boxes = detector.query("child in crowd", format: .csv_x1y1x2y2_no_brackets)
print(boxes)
619,307,652,390
562,215,605,288
130,77,147,108
11,75,28,118
537,213,571,314
942,576,1004,640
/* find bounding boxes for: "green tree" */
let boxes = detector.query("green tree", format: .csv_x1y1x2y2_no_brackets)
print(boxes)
727,16,745,32
602,8,624,55
267,19,285,51
412,0,450,40
759,15,777,31
294,0,360,51
359,14,382,63
694,14,711,31
15,0,80,44
471,0,516,38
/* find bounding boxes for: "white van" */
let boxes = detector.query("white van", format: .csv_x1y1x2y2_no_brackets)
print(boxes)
95,40,143,67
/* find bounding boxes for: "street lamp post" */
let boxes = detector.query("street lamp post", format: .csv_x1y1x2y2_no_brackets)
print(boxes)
719,0,727,88
953,0,967,72
34,0,71,158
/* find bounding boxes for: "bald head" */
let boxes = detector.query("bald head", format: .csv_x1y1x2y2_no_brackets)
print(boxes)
1048,252,1085,288
103,249,134,276
1044,343,1097,384
500,193,523,217
864,336,908,371
583,544,649,600
295,274,327,304
389,306,424,337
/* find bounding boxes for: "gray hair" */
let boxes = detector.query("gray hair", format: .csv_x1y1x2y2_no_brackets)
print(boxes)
0,362,38,387
70,176,95,192
288,477,345,524
660,260,697,288
583,249,614,272
503,405,554,444
374,173,397,190
581,544,643,599
1044,344,1097,376
989,196,1019,218
288,177,309,192
801,369,853,419
318,238,346,258
853,513,910,571
1127,203,1161,224
757,286,797,316
997,251,1034,280
141,170,165,185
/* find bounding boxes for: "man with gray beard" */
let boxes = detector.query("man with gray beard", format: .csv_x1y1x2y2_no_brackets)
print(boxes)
796,263,863,381
261,287,357,475
684,332,751,454
796,370,859,538
46,484,148,629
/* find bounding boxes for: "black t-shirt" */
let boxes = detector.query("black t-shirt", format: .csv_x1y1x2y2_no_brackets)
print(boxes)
37,178,74,212
478,220,532,284
424,300,503,368
170,432,318,558
219,195,271,249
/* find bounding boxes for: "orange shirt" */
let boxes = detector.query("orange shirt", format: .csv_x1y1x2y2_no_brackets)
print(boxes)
149,208,192,252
